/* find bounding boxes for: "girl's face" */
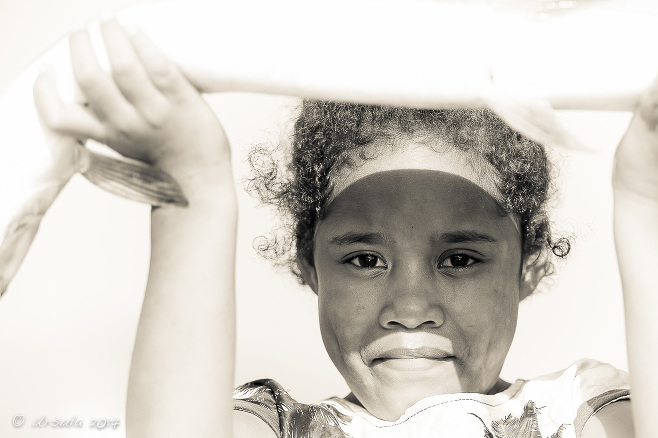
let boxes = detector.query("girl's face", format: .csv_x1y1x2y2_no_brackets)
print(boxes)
304,142,529,421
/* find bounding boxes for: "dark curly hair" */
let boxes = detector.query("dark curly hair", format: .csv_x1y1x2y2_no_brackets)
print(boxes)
248,100,570,287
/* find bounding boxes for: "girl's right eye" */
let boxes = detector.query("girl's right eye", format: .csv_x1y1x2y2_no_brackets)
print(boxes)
347,254,387,269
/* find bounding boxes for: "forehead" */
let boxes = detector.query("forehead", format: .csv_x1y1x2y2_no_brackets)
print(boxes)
329,140,502,204
319,169,518,243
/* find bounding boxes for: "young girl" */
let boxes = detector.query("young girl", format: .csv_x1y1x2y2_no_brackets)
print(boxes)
32,17,657,438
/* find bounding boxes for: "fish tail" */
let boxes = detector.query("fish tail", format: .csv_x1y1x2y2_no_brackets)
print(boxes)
0,180,66,298
81,149,189,207
482,87,590,151
0,215,41,297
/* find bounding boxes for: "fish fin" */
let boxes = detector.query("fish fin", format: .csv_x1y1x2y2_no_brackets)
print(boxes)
81,149,188,207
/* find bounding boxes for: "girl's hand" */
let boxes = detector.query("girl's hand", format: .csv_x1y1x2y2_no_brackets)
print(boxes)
33,18,230,189
613,76,658,203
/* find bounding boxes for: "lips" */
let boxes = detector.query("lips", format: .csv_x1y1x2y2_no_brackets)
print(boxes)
375,358,453,372
362,334,455,366
372,347,454,372
373,347,454,362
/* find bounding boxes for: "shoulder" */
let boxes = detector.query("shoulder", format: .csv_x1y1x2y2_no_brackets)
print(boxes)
234,410,278,438
530,358,629,384
580,400,634,438
233,379,283,437
519,359,631,438
232,379,350,438
521,358,630,400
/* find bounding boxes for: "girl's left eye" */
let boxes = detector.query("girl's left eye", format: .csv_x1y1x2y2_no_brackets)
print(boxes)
347,254,387,269
438,254,480,268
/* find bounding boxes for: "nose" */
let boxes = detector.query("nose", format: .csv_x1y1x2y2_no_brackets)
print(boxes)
378,272,446,330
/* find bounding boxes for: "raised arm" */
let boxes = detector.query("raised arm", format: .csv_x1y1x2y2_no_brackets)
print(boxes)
34,19,237,437
611,76,658,438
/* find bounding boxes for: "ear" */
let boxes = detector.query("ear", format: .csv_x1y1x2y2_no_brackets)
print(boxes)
299,257,319,294
519,255,546,301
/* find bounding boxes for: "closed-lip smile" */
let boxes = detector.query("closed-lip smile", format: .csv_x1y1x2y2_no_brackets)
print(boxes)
363,334,455,366
372,347,454,365
375,346,452,360
371,348,454,372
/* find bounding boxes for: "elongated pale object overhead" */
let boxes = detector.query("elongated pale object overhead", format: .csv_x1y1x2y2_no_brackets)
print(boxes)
1,0,657,297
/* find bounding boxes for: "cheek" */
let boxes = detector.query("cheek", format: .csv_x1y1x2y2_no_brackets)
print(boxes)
455,291,518,346
317,286,379,382
486,290,519,338
319,289,372,336
482,254,522,321
317,274,375,350
454,269,520,343
486,284,520,334
317,260,378,313
482,289,518,368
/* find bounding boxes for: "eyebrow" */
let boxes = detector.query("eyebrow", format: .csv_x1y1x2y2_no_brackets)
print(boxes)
327,230,498,246
328,232,392,246
435,231,498,244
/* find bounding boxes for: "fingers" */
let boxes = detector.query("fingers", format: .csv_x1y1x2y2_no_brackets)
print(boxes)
128,27,196,100
33,65,107,141
72,18,195,125
69,28,136,123
100,19,168,114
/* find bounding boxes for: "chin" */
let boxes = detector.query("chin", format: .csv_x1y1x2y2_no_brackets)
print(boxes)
362,382,462,422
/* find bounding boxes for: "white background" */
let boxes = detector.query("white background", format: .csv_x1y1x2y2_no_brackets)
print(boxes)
0,1,634,437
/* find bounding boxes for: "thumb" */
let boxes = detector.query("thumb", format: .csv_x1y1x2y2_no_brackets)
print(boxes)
34,64,107,141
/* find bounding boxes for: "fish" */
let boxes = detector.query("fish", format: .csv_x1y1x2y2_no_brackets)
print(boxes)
1,0,654,297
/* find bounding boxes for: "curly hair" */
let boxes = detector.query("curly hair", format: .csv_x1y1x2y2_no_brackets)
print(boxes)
248,100,570,286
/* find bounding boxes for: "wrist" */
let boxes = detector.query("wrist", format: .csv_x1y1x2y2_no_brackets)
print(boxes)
149,124,234,194
159,157,236,203
151,173,238,233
